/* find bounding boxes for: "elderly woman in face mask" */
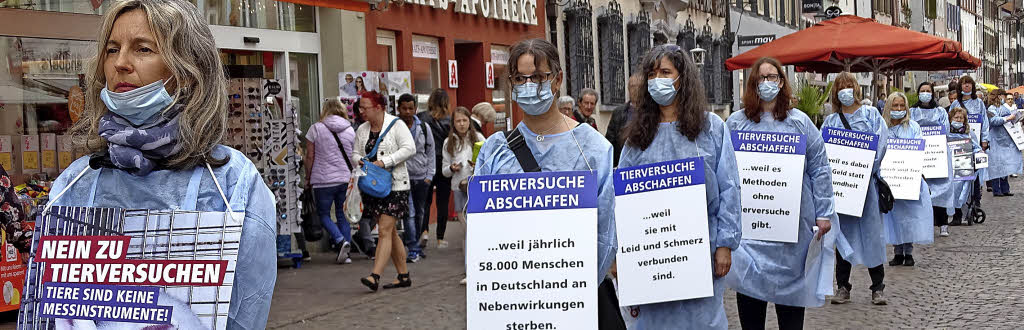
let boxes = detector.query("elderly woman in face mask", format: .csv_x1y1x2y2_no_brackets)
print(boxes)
43,1,276,328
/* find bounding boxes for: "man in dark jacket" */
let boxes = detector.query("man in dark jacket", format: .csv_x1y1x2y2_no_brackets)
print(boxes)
605,75,642,167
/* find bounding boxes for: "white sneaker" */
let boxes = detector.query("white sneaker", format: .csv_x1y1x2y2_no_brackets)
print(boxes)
337,241,351,264
420,232,430,246
460,277,467,285
438,240,449,249
940,226,950,237
343,257,352,264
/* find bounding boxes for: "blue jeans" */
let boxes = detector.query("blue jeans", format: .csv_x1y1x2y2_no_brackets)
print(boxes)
404,179,431,254
314,184,352,245
992,177,1011,195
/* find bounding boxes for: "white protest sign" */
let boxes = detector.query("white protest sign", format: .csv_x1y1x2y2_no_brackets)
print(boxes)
467,171,597,330
975,152,989,169
613,158,712,306
732,131,806,243
949,139,976,181
822,127,878,217
880,138,926,200
1005,121,1024,150
968,113,984,142
921,125,951,178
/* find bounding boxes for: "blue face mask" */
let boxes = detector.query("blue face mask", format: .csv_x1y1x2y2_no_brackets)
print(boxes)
838,88,856,107
100,79,175,126
918,92,932,103
951,121,964,130
647,77,679,106
758,81,781,101
514,81,555,116
890,110,907,119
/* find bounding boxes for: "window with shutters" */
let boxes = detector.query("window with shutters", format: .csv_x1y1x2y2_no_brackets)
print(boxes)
627,11,652,75
564,0,596,99
598,0,626,105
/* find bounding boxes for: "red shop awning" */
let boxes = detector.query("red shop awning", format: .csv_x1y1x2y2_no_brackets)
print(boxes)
276,0,370,13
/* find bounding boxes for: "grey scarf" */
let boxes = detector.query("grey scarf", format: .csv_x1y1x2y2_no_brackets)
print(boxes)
97,105,184,176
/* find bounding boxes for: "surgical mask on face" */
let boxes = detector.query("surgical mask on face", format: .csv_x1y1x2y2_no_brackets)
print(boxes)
514,81,555,116
838,88,856,107
647,77,680,106
890,110,907,119
100,79,174,126
918,92,932,103
758,81,781,101
951,121,964,130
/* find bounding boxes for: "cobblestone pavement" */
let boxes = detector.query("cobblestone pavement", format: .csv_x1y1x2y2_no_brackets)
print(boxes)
270,177,1024,329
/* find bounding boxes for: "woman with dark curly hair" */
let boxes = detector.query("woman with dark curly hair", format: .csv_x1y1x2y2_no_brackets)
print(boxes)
616,44,741,329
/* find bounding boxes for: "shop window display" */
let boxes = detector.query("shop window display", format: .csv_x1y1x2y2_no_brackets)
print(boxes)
411,35,440,112
192,0,316,32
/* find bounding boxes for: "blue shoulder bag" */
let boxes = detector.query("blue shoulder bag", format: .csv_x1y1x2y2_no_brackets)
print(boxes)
359,118,401,198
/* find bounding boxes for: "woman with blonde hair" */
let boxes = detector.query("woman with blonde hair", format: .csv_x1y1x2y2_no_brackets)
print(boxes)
882,92,934,267
822,72,889,306
305,98,356,264
47,0,276,328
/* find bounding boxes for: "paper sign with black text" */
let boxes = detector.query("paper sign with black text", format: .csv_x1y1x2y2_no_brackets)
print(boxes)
613,158,712,306
1005,122,1024,150
731,131,806,243
968,114,983,142
921,125,951,178
466,171,597,330
822,127,878,217
880,138,926,200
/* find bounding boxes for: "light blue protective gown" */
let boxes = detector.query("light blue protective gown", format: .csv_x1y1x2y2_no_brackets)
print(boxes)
822,105,889,268
617,114,741,330
949,130,982,209
883,121,935,245
986,104,1024,179
723,109,848,308
476,123,616,282
48,146,277,330
910,106,954,209
951,98,989,181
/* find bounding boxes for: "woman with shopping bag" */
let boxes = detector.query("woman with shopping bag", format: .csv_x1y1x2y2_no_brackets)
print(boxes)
304,98,357,264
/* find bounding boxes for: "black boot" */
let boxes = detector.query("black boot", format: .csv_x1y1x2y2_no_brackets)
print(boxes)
950,209,964,226
889,255,905,266
903,255,916,266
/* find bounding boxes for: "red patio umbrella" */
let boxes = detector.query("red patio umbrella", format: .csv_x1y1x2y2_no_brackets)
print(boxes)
725,15,979,73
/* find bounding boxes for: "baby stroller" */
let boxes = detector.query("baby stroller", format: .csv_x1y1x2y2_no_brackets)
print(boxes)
954,177,987,226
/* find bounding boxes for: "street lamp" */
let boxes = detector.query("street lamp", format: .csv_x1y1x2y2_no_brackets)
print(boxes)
690,47,707,68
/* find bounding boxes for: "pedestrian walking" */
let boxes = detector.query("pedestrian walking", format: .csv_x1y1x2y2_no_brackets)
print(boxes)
418,89,453,249
355,91,417,291
950,77,988,224
823,72,889,306
397,94,434,262
50,1,277,326
948,107,982,231
605,74,642,167
575,88,599,130
616,43,741,329
986,90,1022,197
910,82,955,246
558,95,575,117
304,98,357,264
883,92,934,268
724,57,839,330
475,37,617,310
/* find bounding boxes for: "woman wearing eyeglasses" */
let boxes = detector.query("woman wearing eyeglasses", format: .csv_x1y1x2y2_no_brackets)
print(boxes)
724,57,840,330
821,72,889,306
476,38,617,291
614,44,741,329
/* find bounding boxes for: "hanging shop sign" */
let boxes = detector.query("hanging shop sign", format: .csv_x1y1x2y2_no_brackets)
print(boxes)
486,62,495,89
802,0,822,13
738,35,776,47
449,60,459,88
406,0,539,25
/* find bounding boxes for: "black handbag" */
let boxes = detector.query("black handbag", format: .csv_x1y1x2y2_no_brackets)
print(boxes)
300,189,323,242
837,112,894,214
